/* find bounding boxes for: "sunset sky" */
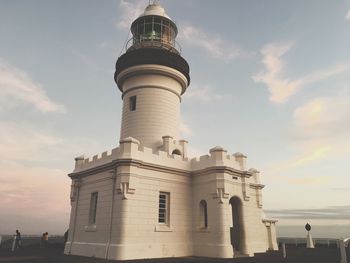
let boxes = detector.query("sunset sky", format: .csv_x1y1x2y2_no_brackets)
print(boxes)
0,0,349,236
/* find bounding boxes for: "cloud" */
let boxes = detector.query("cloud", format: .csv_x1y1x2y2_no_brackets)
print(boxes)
178,24,247,62
116,0,145,30
283,175,332,186
252,43,349,103
0,121,104,165
184,84,225,102
272,146,331,173
179,120,193,138
265,206,350,220
346,9,350,20
0,164,69,214
0,60,66,113
267,93,350,174
291,94,350,164
0,122,64,162
331,187,350,192
0,121,105,234
252,42,298,103
293,95,350,139
0,122,71,234
0,162,70,235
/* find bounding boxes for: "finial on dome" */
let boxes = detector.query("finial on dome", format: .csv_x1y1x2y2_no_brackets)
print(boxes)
149,0,160,4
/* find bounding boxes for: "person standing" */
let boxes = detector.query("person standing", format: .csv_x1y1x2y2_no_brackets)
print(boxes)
43,232,49,247
14,230,21,250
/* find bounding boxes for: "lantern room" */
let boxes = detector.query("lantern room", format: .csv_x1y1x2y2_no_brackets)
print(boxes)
127,3,179,53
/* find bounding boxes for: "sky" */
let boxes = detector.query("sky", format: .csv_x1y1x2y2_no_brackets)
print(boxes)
0,0,349,236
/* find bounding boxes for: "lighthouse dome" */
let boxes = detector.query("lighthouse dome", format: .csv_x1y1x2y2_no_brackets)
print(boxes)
139,3,171,19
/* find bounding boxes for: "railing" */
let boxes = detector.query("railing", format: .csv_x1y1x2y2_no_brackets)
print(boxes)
278,237,350,263
124,37,182,54
278,237,341,248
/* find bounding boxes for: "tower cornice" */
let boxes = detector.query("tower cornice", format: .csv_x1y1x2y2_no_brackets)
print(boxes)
116,64,188,95
115,48,190,90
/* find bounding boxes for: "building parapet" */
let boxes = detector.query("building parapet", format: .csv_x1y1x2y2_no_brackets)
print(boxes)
73,140,261,181
190,146,246,172
73,136,191,173
73,147,120,173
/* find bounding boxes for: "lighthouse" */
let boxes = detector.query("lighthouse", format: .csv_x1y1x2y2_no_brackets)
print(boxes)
115,4,190,149
64,3,278,260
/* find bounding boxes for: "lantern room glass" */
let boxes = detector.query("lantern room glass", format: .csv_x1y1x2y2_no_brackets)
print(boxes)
131,16,176,47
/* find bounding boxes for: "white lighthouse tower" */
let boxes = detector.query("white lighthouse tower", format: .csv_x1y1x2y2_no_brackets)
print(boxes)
64,3,278,260
116,4,189,150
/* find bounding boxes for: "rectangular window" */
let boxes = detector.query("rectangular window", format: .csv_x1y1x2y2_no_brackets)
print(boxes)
89,192,98,225
199,200,208,229
158,192,169,224
129,96,137,111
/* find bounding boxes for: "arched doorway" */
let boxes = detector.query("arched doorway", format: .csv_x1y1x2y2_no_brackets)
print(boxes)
229,197,244,252
172,149,182,156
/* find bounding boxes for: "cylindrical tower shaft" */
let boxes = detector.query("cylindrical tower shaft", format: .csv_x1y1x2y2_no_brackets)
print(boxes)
118,64,187,148
114,3,190,149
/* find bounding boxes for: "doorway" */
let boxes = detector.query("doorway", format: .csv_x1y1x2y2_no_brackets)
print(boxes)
229,197,244,252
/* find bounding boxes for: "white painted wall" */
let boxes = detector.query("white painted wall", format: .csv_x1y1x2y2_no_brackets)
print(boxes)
118,65,188,149
65,138,278,260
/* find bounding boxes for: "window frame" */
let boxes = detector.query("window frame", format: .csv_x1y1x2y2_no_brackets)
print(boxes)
158,192,170,225
89,192,98,225
199,200,208,229
129,95,137,111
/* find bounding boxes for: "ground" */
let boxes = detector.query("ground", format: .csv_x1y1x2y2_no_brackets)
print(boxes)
0,244,343,263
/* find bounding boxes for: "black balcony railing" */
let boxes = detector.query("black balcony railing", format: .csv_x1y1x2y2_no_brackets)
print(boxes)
125,37,182,55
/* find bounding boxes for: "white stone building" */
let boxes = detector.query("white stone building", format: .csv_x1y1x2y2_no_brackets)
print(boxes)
64,3,278,260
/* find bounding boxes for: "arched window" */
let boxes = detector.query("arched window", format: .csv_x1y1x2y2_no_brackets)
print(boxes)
172,149,182,156
199,200,208,228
